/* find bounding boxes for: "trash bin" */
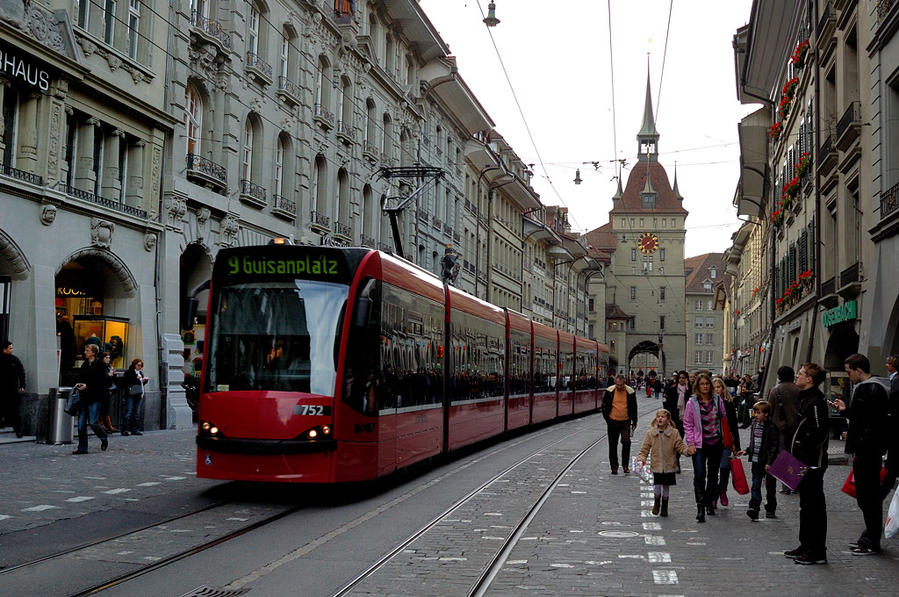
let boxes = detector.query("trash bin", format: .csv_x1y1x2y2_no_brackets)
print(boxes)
49,387,74,445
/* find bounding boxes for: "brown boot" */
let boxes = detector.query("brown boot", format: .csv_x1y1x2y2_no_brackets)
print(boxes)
652,495,661,515
103,415,117,433
660,498,669,517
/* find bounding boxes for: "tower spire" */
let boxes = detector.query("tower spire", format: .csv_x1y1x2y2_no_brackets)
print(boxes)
673,162,684,201
637,58,659,162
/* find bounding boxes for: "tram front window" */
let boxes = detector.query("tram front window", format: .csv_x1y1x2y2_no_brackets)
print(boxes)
206,280,348,394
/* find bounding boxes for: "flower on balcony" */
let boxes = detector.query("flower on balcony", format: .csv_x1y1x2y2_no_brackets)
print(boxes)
770,121,783,141
791,40,810,70
776,297,785,306
781,177,800,205
796,152,812,178
778,94,792,119
752,286,760,295
798,270,813,281
770,208,784,227
734,309,741,315
785,280,801,300
783,76,800,100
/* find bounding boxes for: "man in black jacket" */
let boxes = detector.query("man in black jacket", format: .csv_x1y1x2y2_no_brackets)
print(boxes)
602,374,638,474
784,362,829,565
766,365,801,494
0,341,26,437
883,355,899,498
833,353,890,556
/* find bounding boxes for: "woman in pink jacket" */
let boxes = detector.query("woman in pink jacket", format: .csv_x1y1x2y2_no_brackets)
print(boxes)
682,372,734,523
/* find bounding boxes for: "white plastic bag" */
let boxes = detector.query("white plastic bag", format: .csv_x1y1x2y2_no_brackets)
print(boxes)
885,489,899,539
631,456,652,482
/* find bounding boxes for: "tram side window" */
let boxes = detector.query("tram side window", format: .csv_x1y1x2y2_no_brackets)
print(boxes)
559,350,574,390
380,284,444,409
533,340,557,393
509,330,530,396
342,279,383,415
451,311,504,402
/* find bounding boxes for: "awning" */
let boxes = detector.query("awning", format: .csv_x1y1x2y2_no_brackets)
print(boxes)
735,107,770,219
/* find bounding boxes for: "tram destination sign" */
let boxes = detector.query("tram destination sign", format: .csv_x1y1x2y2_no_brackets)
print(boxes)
215,246,364,283
822,300,857,328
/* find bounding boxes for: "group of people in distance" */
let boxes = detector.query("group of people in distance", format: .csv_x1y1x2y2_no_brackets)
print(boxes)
602,353,898,565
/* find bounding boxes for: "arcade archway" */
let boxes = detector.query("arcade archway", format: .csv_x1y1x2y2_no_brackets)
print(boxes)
628,340,664,377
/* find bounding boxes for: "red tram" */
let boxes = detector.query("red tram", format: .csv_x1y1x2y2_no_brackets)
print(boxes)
195,245,609,483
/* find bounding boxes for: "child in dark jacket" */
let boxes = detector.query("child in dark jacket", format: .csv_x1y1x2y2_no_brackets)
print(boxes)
737,401,780,520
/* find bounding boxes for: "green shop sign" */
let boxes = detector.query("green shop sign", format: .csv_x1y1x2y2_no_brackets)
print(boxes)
822,300,857,328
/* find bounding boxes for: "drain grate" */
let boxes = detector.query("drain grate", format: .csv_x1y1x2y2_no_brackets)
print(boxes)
179,586,250,597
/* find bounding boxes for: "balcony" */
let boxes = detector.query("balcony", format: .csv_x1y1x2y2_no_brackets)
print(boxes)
362,142,378,162
432,216,442,230
360,234,377,248
276,76,301,106
836,101,861,151
190,11,232,52
336,120,355,145
271,195,296,220
310,210,330,234
817,135,837,179
881,182,899,220
313,104,334,130
333,220,352,239
818,276,838,308
418,211,429,223
1,163,42,186
816,1,836,57
246,52,273,85
444,223,453,235
186,153,227,193
61,184,147,218
877,0,897,27
239,179,267,208
838,261,861,297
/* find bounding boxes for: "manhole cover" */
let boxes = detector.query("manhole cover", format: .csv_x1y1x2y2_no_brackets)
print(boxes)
598,530,639,538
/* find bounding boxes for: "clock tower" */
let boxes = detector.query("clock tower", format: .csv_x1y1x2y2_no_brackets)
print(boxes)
588,66,688,376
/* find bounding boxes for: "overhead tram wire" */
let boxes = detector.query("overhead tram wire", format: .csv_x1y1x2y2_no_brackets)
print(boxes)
474,0,584,233
607,0,620,181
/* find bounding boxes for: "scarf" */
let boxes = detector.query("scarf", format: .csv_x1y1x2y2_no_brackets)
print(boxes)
676,383,688,411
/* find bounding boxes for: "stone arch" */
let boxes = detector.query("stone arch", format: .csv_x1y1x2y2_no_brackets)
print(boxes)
56,247,137,297
0,228,31,279
627,340,664,375
181,242,214,329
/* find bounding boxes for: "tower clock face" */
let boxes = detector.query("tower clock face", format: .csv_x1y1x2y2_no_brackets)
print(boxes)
638,232,660,254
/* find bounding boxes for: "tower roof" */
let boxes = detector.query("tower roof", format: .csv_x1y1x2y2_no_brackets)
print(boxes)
610,161,688,215
638,69,659,140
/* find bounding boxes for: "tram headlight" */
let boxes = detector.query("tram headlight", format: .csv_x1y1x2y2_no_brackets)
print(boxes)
307,429,318,439
200,421,220,436
304,425,332,440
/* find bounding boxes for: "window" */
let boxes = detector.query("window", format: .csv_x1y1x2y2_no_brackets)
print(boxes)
706,351,713,364
707,300,713,310
642,194,656,209
280,35,289,79
695,333,703,345
588,298,594,312
695,300,703,311
1,88,18,168
662,218,666,228
275,136,284,197
184,86,202,156
77,0,89,28
630,286,636,300
93,127,103,196
128,0,141,59
710,266,717,279
241,119,253,181
703,281,712,291
660,316,665,330
629,317,635,330
695,351,702,363
706,333,713,344
695,318,703,328
631,248,637,261
248,5,260,55
660,286,666,300
643,259,653,272
103,0,116,45
706,316,714,328
660,248,666,261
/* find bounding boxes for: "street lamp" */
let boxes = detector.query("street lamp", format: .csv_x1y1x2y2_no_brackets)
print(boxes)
483,2,501,27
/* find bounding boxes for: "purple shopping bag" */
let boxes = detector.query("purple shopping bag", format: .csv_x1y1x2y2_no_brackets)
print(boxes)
767,450,806,491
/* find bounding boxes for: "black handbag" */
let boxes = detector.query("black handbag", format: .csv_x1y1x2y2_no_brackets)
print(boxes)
128,383,143,396
64,388,81,415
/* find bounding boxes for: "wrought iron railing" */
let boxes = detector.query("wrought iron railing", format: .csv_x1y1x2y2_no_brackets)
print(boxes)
61,184,147,218
836,101,860,140
881,182,899,219
363,142,378,157
333,221,352,238
240,179,267,204
314,103,334,125
360,234,376,248
272,194,296,215
418,211,429,223
877,0,896,24
821,276,835,296
278,76,301,101
190,11,232,50
1,163,42,186
840,262,859,286
310,210,330,228
186,153,226,185
246,52,273,79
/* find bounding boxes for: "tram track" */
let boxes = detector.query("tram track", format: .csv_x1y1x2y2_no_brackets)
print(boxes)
330,421,606,597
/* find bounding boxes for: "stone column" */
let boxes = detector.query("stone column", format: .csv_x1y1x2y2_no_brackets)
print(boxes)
59,106,74,187
15,92,41,172
126,139,145,208
102,129,124,201
75,117,100,192
162,333,193,429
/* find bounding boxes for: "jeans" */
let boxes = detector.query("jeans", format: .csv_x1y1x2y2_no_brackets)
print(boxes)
718,448,733,493
798,467,827,557
748,467,777,513
606,418,632,470
123,392,144,432
692,442,723,506
76,401,107,452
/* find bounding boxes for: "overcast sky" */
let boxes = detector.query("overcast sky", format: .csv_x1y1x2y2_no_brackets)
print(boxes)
419,0,758,257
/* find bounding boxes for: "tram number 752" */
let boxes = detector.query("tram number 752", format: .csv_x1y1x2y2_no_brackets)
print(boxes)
293,405,332,416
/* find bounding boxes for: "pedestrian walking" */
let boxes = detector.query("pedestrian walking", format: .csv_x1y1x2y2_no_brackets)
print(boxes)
99,352,118,433
766,366,801,494
663,371,690,474
783,362,829,565
72,344,109,454
0,340,26,437
882,355,899,498
122,358,149,435
636,409,694,516
602,374,637,475
832,354,890,556
713,376,741,508
736,401,779,521
683,372,734,522
738,374,755,428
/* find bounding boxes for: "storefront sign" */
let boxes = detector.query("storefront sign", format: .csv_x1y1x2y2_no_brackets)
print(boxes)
822,300,857,328
56,286,87,297
0,46,50,92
